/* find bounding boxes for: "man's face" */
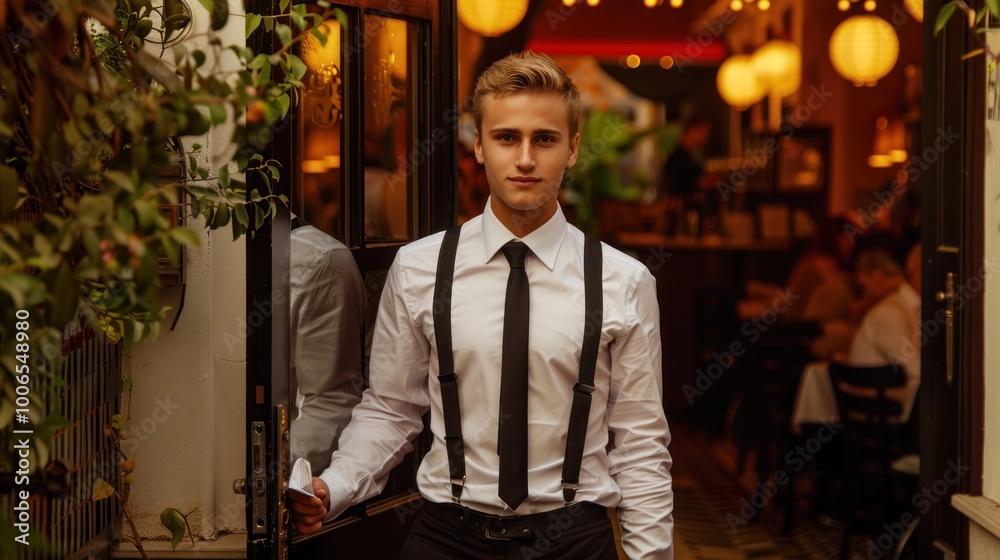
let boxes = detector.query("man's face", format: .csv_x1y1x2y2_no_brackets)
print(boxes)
474,91,579,235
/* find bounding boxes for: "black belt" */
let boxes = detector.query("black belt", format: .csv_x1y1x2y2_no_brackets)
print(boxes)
422,501,609,542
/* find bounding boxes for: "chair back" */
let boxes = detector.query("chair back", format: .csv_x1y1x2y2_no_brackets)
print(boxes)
828,362,907,425
828,362,909,483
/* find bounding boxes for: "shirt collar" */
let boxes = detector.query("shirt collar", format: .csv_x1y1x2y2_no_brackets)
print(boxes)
481,197,566,271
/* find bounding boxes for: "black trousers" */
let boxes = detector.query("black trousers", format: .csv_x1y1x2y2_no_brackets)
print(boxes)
399,502,619,560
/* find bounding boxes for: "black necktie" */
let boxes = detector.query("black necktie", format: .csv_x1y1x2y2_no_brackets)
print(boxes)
499,241,530,510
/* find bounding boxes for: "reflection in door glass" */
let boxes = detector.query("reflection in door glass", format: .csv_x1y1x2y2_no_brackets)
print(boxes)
363,14,416,242
289,12,364,476
297,16,346,241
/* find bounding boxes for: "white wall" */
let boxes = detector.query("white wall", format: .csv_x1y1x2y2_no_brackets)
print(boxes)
968,30,1000,557
984,124,1000,503
122,0,249,541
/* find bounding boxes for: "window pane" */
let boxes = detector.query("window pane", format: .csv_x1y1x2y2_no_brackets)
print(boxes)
363,14,417,243
297,15,346,241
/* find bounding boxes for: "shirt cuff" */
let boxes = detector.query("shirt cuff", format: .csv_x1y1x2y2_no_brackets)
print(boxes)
319,469,355,523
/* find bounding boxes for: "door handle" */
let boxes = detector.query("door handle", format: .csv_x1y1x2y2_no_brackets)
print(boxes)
934,271,956,386
236,407,289,555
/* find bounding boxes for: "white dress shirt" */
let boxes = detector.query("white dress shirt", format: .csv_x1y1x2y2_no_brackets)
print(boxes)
289,225,365,476
320,201,674,559
848,282,922,420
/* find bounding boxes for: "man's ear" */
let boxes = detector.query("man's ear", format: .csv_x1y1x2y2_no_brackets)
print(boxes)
566,132,581,168
474,129,485,164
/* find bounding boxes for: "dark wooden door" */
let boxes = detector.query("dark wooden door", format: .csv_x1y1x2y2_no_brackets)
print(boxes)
918,1,985,557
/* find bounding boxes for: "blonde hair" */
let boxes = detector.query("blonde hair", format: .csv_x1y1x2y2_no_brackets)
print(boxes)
472,51,582,137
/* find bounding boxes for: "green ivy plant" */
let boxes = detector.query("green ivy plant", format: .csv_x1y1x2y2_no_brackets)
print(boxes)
1,0,343,555
935,0,1000,73
563,107,663,234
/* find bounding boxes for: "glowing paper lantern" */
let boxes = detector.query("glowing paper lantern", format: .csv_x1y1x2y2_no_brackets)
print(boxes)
829,15,899,87
751,40,801,97
457,0,529,37
717,55,765,110
904,0,923,22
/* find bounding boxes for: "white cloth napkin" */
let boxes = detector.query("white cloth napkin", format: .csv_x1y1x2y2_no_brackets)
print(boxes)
288,457,315,498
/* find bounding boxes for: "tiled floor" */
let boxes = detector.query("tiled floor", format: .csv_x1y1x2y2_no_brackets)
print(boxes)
671,426,862,559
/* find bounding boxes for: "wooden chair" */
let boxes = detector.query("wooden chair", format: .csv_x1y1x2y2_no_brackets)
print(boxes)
826,362,909,560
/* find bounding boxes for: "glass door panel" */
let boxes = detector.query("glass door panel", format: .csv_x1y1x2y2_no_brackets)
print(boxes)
296,11,347,242
362,14,419,243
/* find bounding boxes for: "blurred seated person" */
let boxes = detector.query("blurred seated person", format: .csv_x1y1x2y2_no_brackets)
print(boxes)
808,232,914,356
792,244,921,429
289,217,366,475
844,243,921,419
739,215,857,323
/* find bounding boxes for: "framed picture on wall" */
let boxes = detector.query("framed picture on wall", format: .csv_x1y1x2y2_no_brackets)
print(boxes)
775,127,829,193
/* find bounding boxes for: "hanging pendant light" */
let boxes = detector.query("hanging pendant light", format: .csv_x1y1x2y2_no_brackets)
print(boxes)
457,0,529,37
829,15,899,86
717,55,765,110
751,39,801,97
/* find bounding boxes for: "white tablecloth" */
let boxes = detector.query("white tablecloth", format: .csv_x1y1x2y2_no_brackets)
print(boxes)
790,361,839,433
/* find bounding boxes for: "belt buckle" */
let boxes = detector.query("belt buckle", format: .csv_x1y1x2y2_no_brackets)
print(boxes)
483,517,527,541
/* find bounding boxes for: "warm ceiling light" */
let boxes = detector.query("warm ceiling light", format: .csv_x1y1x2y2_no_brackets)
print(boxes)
660,55,675,69
864,0,876,11
751,40,802,97
717,55,765,110
838,0,850,10
644,0,658,6
670,0,683,7
457,0,529,37
829,15,899,86
903,0,923,22
586,0,599,5
563,0,575,5
868,154,892,168
626,54,641,68
757,0,770,10
872,116,908,164
302,160,329,174
731,0,744,10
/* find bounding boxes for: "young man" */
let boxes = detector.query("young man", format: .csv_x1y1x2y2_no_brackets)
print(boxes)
290,51,674,559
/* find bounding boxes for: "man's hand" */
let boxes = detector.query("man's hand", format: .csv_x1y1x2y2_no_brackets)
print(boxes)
289,477,331,534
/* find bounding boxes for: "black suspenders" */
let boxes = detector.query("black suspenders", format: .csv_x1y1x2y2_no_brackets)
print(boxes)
432,226,603,505
561,233,603,503
433,226,465,502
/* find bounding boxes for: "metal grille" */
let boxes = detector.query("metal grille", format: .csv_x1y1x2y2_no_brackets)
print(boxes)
8,328,122,560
